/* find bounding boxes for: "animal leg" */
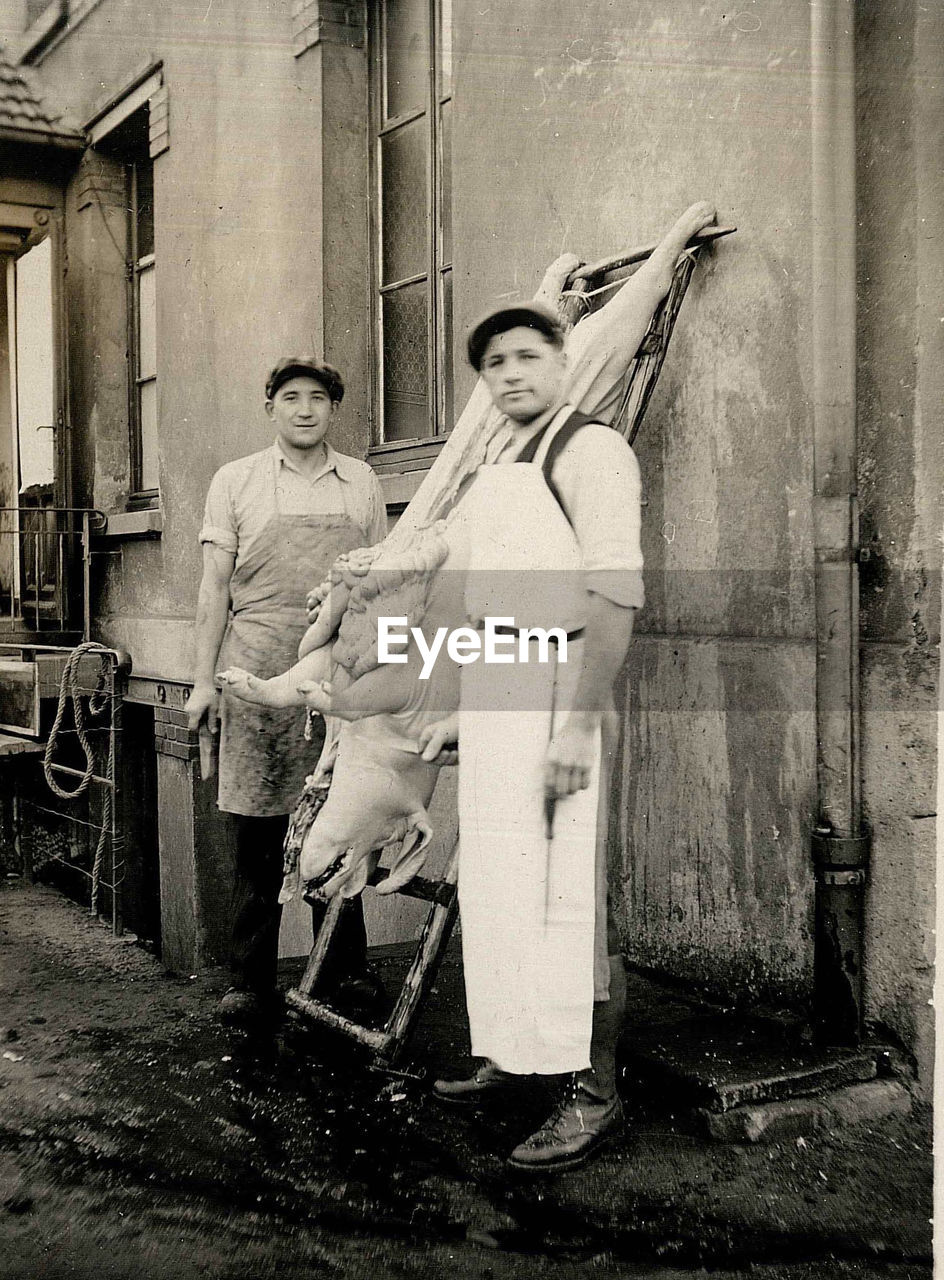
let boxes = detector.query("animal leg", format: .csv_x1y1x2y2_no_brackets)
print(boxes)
376,811,433,895
299,582,354,657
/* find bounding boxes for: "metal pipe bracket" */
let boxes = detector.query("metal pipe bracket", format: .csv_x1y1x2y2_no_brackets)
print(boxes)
811,827,871,871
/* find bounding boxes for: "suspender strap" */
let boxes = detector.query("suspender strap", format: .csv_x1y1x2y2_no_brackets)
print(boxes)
515,421,553,465
514,408,607,524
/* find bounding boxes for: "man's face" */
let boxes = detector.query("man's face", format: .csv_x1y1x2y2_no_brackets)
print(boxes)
265,376,336,450
478,327,567,424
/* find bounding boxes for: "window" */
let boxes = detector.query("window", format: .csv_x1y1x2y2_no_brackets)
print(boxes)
0,208,67,625
18,0,69,64
91,96,159,503
129,151,157,499
371,0,453,444
10,237,56,501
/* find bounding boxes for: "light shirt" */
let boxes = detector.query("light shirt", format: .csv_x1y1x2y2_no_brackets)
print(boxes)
200,441,387,568
498,407,645,609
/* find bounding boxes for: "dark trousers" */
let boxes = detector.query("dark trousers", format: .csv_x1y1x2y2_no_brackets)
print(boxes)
230,813,367,994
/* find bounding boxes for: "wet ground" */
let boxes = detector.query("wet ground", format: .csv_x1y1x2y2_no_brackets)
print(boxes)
0,878,933,1279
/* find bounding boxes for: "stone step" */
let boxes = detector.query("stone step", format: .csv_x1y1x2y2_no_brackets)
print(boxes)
625,1011,878,1112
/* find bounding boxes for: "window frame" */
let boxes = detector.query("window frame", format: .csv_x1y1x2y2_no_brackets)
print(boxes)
127,158,158,506
368,0,453,450
17,0,68,64
85,65,166,512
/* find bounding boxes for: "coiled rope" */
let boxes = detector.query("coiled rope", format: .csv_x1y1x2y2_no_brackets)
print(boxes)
43,642,115,914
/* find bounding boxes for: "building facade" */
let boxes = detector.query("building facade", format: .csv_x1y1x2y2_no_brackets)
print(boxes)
0,0,939,1088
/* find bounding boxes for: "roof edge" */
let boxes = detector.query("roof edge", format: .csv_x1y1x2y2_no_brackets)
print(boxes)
0,122,84,150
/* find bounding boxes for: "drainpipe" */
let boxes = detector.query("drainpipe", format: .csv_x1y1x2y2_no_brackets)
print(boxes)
810,0,870,1044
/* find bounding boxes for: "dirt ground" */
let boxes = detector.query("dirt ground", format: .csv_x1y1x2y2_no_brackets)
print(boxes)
0,877,933,1280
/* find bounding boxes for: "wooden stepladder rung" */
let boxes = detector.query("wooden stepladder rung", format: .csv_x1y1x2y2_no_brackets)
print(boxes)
285,842,460,1065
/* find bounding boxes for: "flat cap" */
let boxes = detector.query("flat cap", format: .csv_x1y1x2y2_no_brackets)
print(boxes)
466,302,565,371
265,357,345,403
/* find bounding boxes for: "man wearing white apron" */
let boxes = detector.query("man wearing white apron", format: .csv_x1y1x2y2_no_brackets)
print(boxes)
186,358,387,1024
430,304,644,1173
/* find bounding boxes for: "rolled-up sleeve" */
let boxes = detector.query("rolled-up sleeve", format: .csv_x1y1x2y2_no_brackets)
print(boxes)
199,466,238,553
555,425,645,609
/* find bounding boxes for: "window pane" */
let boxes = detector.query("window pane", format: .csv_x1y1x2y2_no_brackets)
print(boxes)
440,0,453,95
14,237,55,491
384,0,429,120
380,119,429,284
138,378,159,491
439,268,453,432
439,97,452,264
135,160,154,259
382,281,429,441
137,262,156,378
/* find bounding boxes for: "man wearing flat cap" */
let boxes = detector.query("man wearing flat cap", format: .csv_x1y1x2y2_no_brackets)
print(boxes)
427,199,716,1168
417,264,666,1172
187,358,387,1023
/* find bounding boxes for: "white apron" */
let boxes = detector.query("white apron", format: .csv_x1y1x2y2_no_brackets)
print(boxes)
457,414,601,1075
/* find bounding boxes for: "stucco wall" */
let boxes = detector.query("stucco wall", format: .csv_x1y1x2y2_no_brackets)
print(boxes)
37,0,361,679
452,0,819,1005
854,0,942,1081
450,0,939,1075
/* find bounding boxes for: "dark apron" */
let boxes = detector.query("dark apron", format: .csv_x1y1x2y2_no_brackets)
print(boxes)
218,504,364,816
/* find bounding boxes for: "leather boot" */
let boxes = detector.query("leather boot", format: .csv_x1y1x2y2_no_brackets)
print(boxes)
507,1079,623,1172
432,1060,522,1106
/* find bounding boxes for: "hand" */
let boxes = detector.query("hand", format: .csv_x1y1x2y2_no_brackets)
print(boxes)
417,714,459,765
543,714,598,801
306,547,379,623
185,683,220,734
297,679,333,716
305,586,328,624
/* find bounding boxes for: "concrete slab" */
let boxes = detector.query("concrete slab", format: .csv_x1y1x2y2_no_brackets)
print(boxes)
626,1012,878,1112
349,953,883,1121
700,1079,913,1143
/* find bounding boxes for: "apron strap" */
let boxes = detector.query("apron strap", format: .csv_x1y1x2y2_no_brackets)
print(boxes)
515,408,610,526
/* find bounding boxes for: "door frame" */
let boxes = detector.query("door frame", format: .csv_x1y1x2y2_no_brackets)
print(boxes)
0,198,69,512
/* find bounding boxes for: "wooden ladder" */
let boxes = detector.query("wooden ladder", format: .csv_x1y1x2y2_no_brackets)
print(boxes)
284,841,459,1066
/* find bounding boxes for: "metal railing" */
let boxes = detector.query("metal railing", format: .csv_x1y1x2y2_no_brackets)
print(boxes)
0,506,106,640
1,642,128,934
